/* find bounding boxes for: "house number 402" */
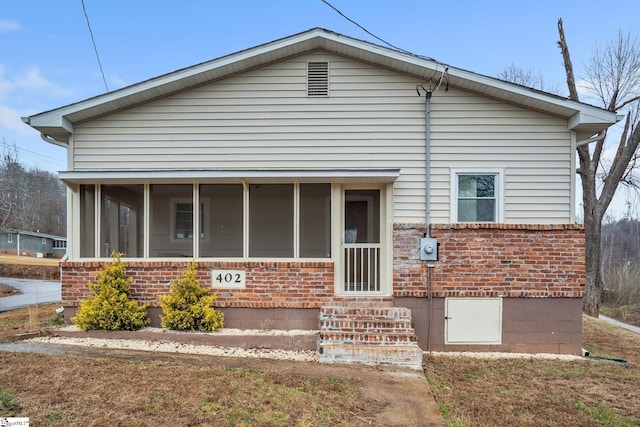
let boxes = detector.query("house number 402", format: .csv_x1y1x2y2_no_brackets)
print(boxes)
211,270,246,289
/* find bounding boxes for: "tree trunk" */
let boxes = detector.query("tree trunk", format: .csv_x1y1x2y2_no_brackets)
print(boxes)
583,215,602,316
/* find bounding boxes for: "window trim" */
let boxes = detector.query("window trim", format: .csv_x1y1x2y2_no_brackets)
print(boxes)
450,168,504,223
169,197,210,243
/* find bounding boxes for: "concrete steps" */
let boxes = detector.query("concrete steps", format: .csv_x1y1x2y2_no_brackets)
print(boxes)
318,301,423,369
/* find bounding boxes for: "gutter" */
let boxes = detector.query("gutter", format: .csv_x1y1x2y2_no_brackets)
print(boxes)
20,117,69,148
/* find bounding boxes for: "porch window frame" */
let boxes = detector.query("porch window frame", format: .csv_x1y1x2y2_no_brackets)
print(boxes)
450,168,504,223
75,182,333,261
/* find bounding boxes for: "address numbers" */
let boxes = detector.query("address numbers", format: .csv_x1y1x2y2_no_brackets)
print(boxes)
211,269,246,289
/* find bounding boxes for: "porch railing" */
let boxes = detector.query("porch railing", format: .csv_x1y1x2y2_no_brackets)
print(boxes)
343,244,381,292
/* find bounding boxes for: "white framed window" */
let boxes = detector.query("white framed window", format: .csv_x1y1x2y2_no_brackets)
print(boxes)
451,169,504,223
7,234,12,244
170,198,209,242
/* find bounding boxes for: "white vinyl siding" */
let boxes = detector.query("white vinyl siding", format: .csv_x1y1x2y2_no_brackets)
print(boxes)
71,52,573,225
429,89,572,224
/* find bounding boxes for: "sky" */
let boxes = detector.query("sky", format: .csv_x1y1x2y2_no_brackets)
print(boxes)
1,0,639,217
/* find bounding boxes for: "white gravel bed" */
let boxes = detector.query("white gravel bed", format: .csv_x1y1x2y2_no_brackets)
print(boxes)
55,324,318,336
26,335,318,362
426,351,585,361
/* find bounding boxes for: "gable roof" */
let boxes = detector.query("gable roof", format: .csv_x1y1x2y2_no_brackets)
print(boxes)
23,27,619,144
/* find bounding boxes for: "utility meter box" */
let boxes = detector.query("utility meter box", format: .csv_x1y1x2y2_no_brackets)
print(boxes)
420,237,438,261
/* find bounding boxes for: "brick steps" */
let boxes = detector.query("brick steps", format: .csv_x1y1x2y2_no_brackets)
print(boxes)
318,302,423,369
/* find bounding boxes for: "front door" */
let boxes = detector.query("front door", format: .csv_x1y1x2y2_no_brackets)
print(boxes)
343,189,381,293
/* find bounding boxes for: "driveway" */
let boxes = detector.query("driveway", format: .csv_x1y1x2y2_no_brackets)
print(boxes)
0,277,61,312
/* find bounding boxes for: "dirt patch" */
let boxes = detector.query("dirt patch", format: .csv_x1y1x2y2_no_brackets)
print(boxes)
0,255,60,280
0,284,20,298
0,264,59,280
0,304,61,342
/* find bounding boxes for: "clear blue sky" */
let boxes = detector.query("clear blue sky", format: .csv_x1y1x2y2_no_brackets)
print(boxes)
2,0,638,214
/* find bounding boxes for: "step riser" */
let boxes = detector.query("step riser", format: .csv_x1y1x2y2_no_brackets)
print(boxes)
320,320,413,331
318,302,421,368
319,344,423,369
320,308,412,320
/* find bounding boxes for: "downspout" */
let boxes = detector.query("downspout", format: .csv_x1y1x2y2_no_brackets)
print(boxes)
417,84,437,353
425,91,433,237
576,130,606,147
417,87,434,236
40,133,68,149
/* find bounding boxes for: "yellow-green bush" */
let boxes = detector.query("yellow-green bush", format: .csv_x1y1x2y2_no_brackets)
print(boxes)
159,262,224,332
72,254,149,331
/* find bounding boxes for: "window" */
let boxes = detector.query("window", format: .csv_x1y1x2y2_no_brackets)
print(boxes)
79,182,332,259
100,184,143,257
452,170,503,222
200,184,243,257
80,184,96,257
150,184,194,257
7,234,12,244
249,184,294,257
300,184,331,257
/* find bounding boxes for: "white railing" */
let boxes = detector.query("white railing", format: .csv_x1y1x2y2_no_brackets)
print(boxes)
343,244,381,292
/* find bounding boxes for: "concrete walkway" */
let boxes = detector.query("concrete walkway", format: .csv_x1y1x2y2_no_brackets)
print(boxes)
0,277,61,312
599,314,640,334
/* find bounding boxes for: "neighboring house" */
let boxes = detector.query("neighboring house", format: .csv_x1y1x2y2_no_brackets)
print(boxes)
0,229,67,258
24,28,618,360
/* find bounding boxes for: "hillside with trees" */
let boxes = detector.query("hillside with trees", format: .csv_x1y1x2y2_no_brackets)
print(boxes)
0,148,66,236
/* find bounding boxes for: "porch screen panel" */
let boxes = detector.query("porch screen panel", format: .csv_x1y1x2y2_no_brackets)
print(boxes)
150,184,193,257
299,183,331,258
99,184,143,258
249,184,293,257
79,184,95,257
200,184,243,257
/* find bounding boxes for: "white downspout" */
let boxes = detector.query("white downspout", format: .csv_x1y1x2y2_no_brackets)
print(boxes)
576,130,606,147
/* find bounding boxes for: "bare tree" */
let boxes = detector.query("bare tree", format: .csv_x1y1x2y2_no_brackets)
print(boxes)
557,19,640,316
498,63,560,95
0,138,66,236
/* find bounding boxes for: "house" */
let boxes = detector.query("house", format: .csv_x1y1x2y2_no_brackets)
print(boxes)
0,228,67,258
24,28,618,363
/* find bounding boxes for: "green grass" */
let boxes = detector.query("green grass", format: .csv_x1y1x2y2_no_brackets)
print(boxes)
0,387,20,412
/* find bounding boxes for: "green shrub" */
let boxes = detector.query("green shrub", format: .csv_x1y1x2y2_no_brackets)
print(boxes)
159,262,224,332
72,253,149,331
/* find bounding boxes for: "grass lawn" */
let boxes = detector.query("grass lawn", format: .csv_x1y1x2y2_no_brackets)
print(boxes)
0,305,377,426
1,302,640,425
0,255,60,267
424,315,640,426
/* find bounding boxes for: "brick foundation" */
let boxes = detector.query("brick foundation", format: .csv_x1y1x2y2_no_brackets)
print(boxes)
60,223,586,353
396,297,583,354
61,260,335,310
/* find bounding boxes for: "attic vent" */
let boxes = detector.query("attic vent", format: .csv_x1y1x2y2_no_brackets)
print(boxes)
307,62,329,96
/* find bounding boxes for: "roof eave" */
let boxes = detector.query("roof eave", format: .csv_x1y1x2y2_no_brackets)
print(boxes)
25,27,619,144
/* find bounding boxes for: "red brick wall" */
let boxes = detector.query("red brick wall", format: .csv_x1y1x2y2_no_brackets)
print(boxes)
393,223,585,298
61,223,585,310
61,260,335,309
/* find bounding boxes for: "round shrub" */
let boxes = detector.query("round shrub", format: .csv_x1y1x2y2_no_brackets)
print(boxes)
159,262,224,332
72,254,149,331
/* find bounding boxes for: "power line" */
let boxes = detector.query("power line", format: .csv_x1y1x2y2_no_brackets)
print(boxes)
320,0,414,55
81,0,109,92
